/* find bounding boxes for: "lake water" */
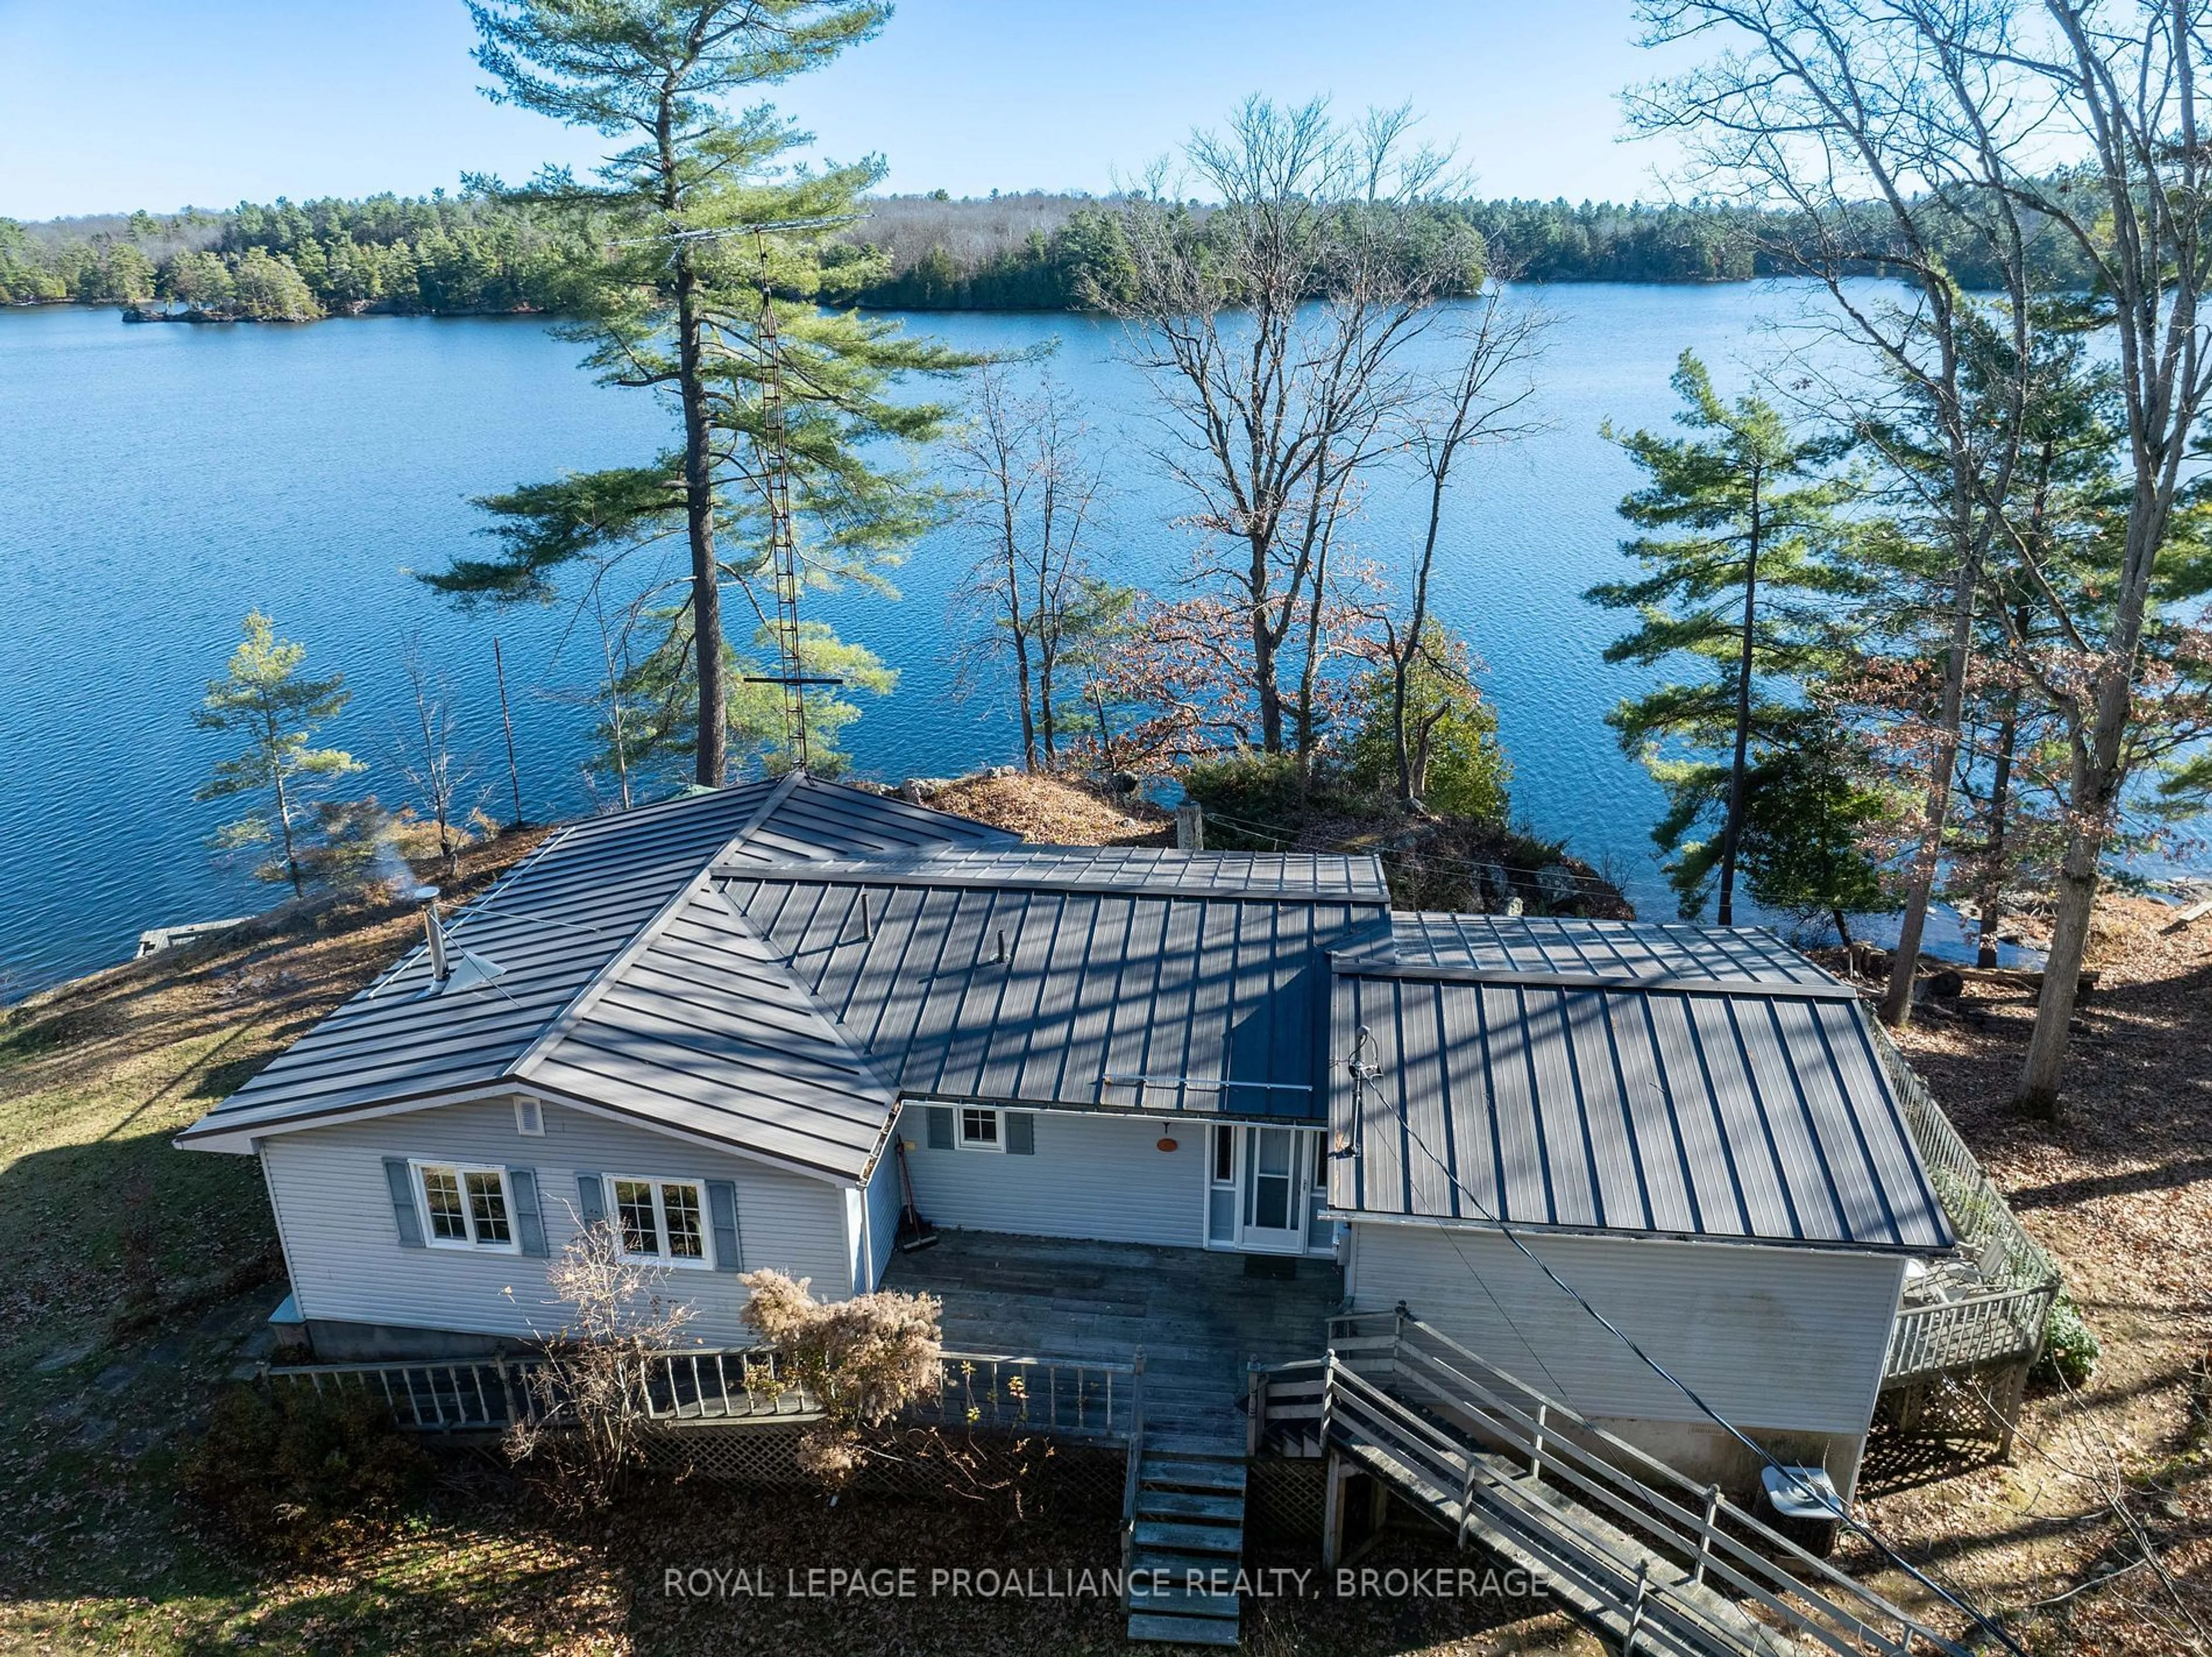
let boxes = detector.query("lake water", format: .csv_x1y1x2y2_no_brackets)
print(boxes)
0,286,1998,994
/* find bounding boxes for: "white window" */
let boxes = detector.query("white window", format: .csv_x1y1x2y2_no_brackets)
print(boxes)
605,1176,711,1266
957,1106,1001,1151
415,1162,517,1251
513,1098,543,1136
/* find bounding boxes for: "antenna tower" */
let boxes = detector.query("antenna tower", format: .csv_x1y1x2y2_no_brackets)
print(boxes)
752,225,812,770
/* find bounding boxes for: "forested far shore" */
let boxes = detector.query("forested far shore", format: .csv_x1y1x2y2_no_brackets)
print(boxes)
2,187,2096,321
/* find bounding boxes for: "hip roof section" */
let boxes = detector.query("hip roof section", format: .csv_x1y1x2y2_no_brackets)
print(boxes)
1328,917,1950,1253
175,777,1012,1167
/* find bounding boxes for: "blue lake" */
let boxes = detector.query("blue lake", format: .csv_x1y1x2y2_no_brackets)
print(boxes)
0,286,1989,993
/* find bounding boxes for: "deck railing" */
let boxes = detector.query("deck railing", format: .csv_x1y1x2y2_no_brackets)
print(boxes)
1257,1310,1969,1657
264,1344,1139,1442
1870,1024,2060,1384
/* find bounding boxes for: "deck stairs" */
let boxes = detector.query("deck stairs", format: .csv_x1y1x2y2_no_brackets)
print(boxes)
1252,1312,1971,1657
1123,1428,1248,1647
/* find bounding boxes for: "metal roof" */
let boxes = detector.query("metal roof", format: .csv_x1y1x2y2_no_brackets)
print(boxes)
1328,921,1951,1253
175,777,999,1175
716,845,1392,903
1339,913,1844,988
183,787,1948,1243
722,871,1384,1118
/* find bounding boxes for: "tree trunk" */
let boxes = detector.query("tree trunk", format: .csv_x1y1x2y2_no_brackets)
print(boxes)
675,258,726,788
1976,672,2020,969
2016,830,2099,1118
1249,532,1283,752
1012,629,1037,771
2016,619,2139,1114
1715,471,1760,928
269,714,302,898
1038,657,1058,765
1879,547,1979,1025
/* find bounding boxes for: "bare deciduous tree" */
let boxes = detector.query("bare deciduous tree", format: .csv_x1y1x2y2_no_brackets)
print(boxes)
950,363,1115,769
395,640,474,879
1095,96,1483,769
1380,282,1548,808
505,1219,698,1512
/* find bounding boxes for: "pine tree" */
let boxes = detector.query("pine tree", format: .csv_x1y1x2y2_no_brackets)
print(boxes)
1734,722,1900,949
1588,351,1857,922
194,612,363,896
425,0,968,787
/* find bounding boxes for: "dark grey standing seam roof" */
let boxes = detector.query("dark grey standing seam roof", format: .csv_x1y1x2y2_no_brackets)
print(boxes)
175,778,1015,1178
722,857,1387,1119
1331,917,1952,1253
1339,912,1844,987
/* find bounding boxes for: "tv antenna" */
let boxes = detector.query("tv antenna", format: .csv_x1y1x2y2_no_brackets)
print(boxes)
745,221,825,771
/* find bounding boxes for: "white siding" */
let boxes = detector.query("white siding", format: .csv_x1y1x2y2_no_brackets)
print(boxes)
862,1140,902,1291
896,1105,1206,1247
1346,1221,1904,1438
263,1098,852,1346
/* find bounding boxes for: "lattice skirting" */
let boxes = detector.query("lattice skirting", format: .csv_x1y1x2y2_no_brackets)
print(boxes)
643,1422,1126,1512
1246,1456,1328,1543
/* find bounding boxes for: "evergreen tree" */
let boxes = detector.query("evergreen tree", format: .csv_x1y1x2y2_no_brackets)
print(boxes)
427,0,923,788
194,612,363,896
1588,351,1857,922
1734,722,1900,948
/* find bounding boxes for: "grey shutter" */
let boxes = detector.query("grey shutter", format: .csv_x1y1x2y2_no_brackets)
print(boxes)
926,1106,953,1149
1004,1111,1036,1155
507,1167,547,1257
705,1180,742,1271
574,1171,607,1227
382,1157,425,1248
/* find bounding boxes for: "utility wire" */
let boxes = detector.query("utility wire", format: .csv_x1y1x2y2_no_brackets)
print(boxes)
1195,804,1622,893
1344,1027,2029,1657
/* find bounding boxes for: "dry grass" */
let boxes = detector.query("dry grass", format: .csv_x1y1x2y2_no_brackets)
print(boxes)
5,783,2207,1653
913,771,1173,847
1829,897,2212,1654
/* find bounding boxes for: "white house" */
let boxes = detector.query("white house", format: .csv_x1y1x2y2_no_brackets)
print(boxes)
179,774,1955,1505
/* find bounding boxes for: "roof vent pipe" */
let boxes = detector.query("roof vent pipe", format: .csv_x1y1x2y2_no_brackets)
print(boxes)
414,886,451,984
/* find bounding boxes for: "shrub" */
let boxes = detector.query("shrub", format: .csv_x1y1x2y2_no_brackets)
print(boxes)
2033,1292,2100,1389
505,1219,697,1513
178,1381,433,1557
1342,626,1511,821
740,1269,942,1490
1179,750,1309,847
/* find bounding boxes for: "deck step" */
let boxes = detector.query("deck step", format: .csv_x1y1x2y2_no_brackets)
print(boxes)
1142,1429,1247,1458
1137,1487,1244,1522
1141,1456,1247,1493
1127,1610,1241,1647
1127,1577,1241,1618
1131,1516,1243,1556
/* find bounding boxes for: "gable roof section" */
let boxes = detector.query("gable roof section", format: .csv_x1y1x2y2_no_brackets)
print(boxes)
722,864,1387,1118
175,777,995,1176
1330,916,1950,1253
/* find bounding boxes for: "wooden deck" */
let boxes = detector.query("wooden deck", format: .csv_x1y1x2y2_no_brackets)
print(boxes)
882,1231,1341,1447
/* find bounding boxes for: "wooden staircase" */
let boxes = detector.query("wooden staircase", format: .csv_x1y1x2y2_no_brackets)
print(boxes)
1124,1432,1248,1647
1250,1312,1974,1657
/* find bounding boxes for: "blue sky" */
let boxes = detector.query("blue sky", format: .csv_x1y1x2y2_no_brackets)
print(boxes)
0,0,1683,220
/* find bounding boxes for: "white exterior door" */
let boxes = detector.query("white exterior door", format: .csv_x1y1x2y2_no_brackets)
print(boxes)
1206,1125,1328,1255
